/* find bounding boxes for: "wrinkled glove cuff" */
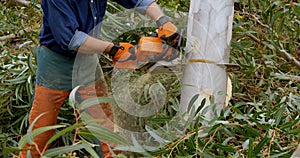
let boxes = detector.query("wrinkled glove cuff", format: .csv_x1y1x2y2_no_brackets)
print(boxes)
156,16,171,27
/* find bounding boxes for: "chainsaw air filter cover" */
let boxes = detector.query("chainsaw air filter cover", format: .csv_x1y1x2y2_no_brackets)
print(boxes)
137,36,172,62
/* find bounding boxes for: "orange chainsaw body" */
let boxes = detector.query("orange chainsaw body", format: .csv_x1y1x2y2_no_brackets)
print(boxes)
114,59,137,70
136,36,172,62
114,30,183,70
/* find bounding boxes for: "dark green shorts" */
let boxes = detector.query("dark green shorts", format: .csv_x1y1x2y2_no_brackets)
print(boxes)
36,46,103,91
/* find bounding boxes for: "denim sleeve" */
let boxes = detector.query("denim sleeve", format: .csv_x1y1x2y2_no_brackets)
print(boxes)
68,30,88,51
43,0,80,51
114,0,155,14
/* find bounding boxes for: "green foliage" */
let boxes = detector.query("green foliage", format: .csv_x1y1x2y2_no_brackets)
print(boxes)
156,0,190,12
0,0,299,157
118,94,298,157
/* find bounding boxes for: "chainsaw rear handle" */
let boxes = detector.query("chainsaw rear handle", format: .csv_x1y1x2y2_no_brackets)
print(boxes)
116,47,136,63
113,46,137,70
108,42,136,64
108,42,124,57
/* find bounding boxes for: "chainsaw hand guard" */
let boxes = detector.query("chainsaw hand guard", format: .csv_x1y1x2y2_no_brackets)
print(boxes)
156,16,179,48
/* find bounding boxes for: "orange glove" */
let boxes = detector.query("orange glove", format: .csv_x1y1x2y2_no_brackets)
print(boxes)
107,42,135,64
107,42,137,69
157,16,179,48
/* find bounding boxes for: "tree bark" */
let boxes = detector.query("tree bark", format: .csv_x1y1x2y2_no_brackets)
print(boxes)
292,145,300,158
180,0,234,120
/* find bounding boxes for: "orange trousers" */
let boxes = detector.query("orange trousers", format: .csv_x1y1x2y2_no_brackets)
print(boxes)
19,79,115,158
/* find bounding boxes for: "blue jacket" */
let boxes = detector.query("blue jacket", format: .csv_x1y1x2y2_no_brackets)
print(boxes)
39,0,155,56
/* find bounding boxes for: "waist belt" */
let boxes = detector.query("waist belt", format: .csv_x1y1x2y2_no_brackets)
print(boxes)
41,45,77,57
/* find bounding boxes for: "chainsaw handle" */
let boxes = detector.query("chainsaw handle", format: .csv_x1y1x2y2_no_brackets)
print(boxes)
116,47,136,63
176,29,184,50
151,45,169,62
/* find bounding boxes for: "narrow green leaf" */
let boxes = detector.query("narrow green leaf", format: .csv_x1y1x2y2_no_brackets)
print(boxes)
187,94,199,113
43,143,88,157
68,85,82,109
248,138,253,158
19,125,65,148
46,122,86,146
288,128,300,134
85,124,128,145
114,136,152,157
250,119,270,131
270,151,290,158
208,123,222,135
27,112,47,145
177,155,193,158
77,97,116,111
242,139,249,150
3,74,27,85
131,134,146,153
27,53,35,73
84,145,100,158
195,98,206,116
244,125,261,137
107,2,122,12
279,119,299,130
197,152,214,158
253,137,269,155
193,113,202,130
275,105,286,126
145,126,170,144
214,143,236,152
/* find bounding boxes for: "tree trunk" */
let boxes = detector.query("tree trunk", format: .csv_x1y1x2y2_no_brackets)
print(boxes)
292,145,300,158
180,0,234,120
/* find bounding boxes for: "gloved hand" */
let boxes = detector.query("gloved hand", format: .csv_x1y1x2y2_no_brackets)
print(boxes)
107,42,135,64
107,42,137,69
156,16,179,48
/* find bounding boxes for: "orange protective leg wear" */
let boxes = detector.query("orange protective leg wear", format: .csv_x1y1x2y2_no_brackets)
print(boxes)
77,78,117,158
19,79,117,158
19,85,70,158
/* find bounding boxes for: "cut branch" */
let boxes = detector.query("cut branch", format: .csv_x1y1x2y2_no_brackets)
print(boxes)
240,26,300,69
279,42,300,69
13,0,30,6
0,29,30,41
239,11,300,69
271,73,300,82
0,34,17,41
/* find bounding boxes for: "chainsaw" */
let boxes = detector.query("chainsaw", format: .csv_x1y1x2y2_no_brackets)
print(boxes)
113,29,240,73
113,29,185,70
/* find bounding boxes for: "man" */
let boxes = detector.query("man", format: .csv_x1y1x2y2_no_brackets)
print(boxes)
19,0,178,157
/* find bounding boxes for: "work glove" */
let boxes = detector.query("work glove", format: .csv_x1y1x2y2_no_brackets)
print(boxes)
107,42,137,69
156,16,180,49
107,42,135,64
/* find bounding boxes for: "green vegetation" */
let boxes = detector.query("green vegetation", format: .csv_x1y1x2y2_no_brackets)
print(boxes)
0,0,299,157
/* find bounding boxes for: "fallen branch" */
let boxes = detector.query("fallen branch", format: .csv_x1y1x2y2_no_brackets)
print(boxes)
0,34,17,41
238,11,300,69
0,29,30,41
13,0,30,6
279,42,300,69
239,27,300,69
244,31,276,51
271,73,300,82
